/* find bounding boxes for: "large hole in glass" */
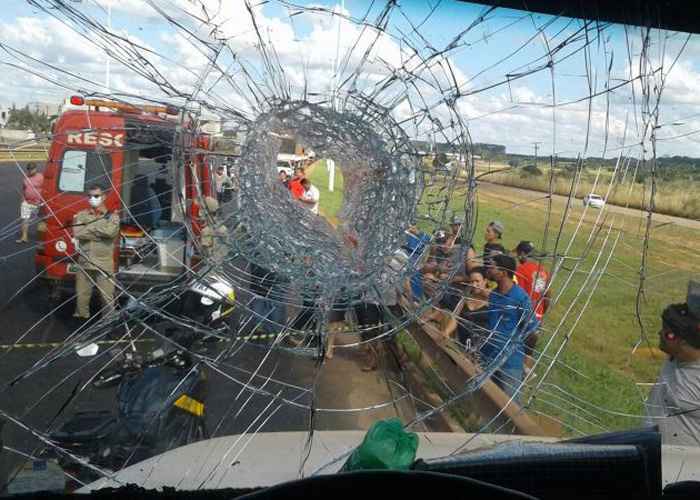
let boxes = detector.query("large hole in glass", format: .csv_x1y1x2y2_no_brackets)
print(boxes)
235,99,424,303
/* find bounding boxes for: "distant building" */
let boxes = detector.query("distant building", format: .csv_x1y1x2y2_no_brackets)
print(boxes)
26,101,60,117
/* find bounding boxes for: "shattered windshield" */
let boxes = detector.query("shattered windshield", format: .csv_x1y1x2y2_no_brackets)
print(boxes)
0,0,699,495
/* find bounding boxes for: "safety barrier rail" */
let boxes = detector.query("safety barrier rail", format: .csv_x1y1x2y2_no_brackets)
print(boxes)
394,299,554,436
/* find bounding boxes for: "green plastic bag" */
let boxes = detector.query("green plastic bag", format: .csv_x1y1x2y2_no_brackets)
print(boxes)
342,418,419,471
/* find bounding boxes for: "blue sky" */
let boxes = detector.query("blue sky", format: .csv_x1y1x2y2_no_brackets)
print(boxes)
1,0,699,157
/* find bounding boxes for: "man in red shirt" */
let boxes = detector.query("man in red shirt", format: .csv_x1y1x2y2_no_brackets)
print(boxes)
17,163,44,243
514,241,552,368
288,166,306,199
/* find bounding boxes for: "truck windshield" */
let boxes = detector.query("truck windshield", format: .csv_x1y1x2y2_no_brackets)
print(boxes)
58,149,113,193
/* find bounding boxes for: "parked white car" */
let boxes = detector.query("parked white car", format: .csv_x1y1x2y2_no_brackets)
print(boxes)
583,193,605,209
276,160,294,177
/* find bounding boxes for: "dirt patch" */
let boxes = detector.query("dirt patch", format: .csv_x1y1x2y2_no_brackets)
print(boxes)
314,332,415,430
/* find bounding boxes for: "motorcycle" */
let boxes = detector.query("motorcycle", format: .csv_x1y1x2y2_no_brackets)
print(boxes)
40,276,236,489
44,345,208,490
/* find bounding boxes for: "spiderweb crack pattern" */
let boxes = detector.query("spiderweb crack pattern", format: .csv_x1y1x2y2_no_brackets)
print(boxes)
0,0,697,491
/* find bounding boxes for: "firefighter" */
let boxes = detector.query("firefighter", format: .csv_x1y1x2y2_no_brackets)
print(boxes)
199,196,228,264
72,185,120,321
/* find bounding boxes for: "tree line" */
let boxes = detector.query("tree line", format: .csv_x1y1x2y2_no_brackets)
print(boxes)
2,105,53,133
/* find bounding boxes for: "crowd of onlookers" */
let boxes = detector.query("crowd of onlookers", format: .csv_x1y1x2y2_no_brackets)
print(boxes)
404,218,552,398
213,160,320,216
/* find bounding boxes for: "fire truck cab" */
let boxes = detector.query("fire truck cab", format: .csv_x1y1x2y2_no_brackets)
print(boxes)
35,96,215,300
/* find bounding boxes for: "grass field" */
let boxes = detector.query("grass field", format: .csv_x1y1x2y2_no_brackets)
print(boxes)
309,159,700,435
307,159,345,226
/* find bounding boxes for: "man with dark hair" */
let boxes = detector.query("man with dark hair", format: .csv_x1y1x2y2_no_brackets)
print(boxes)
646,281,700,446
299,178,320,215
484,242,506,258
279,170,289,188
482,253,538,399
483,242,507,290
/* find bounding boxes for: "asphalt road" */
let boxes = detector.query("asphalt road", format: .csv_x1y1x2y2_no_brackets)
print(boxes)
479,181,700,230
0,166,409,491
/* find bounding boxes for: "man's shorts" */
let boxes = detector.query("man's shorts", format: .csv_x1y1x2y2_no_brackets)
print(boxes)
20,201,39,220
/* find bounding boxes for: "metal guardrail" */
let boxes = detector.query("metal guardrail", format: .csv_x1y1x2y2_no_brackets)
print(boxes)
398,297,551,436
411,320,546,435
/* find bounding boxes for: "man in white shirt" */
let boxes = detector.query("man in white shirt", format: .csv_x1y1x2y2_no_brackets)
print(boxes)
299,178,320,215
645,281,700,447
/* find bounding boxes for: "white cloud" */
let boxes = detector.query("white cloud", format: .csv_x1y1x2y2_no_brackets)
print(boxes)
2,1,700,157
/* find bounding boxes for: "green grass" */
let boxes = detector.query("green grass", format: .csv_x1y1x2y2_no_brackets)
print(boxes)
307,159,345,225
419,178,700,435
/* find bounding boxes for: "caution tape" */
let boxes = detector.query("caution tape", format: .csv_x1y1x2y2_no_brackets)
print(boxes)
0,332,286,350
0,339,156,350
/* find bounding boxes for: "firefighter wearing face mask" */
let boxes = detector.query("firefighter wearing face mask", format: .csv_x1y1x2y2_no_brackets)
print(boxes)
72,185,120,320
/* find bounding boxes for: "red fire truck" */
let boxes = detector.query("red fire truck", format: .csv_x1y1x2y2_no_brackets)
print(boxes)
34,96,216,303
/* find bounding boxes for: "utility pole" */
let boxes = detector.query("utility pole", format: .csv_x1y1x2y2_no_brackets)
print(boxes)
532,141,542,168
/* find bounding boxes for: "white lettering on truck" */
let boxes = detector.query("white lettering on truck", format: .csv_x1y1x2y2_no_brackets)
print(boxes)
66,132,124,148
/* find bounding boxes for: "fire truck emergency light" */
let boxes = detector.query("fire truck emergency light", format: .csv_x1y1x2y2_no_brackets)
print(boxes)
68,95,178,116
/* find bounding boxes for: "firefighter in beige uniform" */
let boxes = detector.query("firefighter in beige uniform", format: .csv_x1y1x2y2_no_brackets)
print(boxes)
199,197,228,264
72,186,120,320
